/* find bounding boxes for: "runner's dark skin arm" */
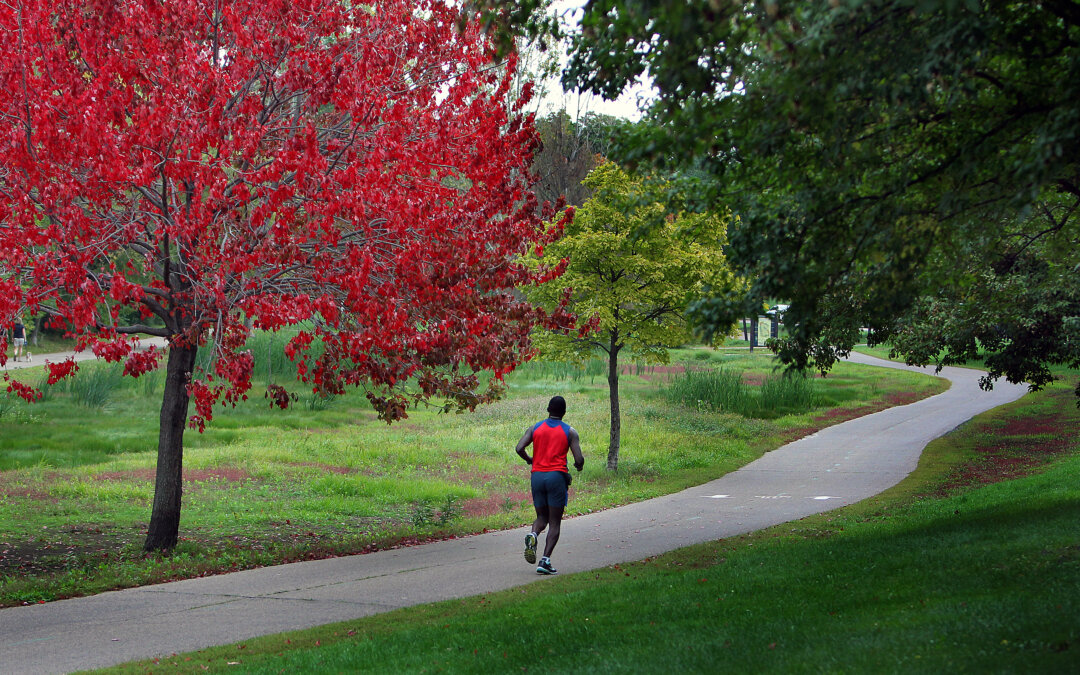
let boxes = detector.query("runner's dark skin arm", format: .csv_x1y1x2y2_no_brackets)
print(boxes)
516,427,535,465
568,428,584,471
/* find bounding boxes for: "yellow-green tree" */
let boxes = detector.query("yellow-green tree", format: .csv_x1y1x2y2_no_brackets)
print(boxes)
529,162,734,471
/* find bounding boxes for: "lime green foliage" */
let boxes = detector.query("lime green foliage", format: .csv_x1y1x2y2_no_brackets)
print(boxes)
98,385,1080,675
531,162,732,363
527,161,734,470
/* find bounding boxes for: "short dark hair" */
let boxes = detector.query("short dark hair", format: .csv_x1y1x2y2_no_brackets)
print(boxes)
547,395,566,418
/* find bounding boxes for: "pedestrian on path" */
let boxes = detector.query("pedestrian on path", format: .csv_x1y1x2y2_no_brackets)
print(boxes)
11,316,26,362
515,395,585,575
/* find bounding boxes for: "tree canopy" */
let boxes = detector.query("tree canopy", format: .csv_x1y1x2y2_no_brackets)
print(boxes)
0,0,572,549
528,162,733,470
498,0,1080,395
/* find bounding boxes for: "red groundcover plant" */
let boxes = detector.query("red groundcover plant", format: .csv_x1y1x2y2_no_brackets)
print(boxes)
0,0,573,550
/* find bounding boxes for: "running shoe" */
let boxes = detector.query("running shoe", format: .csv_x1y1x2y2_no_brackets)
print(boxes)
524,532,538,564
536,558,557,575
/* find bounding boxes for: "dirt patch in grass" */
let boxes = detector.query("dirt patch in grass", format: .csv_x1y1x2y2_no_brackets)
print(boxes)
442,453,516,488
818,391,927,423
95,468,156,482
188,467,253,482
93,467,253,483
931,389,1079,497
1,525,141,577
0,483,54,500
463,491,530,518
997,416,1063,437
932,438,1072,496
287,462,356,475
0,472,64,500
883,391,929,406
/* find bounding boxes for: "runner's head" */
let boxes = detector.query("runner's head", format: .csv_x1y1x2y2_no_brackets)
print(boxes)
547,395,566,418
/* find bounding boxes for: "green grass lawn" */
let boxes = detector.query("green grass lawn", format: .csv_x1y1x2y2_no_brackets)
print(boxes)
853,343,993,374
0,345,945,607
93,380,1080,674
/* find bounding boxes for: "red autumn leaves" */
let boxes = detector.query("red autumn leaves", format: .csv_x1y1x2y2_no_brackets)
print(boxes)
0,0,576,423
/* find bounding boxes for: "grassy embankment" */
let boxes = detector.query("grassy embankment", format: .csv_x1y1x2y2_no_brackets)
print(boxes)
0,339,942,607
95,369,1080,674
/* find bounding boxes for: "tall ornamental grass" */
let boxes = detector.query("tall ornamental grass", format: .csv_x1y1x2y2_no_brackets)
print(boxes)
665,368,747,414
244,331,297,387
758,371,816,415
511,358,608,383
66,361,125,408
665,368,816,418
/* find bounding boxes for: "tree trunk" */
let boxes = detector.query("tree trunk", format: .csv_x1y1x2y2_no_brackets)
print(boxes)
606,342,621,472
144,342,198,552
31,315,44,347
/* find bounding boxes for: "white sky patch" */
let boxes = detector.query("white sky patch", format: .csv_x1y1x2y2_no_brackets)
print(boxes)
534,0,656,121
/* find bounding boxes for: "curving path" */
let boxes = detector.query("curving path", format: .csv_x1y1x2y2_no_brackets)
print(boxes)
0,353,1027,674
2,338,170,374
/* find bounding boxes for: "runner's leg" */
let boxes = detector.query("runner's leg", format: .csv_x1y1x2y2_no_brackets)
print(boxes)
541,505,563,558
531,506,549,535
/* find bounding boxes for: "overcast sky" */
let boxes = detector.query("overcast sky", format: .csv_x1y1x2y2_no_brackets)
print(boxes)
533,0,654,121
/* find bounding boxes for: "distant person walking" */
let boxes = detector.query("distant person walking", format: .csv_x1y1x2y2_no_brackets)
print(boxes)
11,316,26,362
515,395,584,575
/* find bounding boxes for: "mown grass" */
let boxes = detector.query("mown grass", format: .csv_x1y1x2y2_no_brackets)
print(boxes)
0,344,945,607
854,343,994,374
93,379,1080,674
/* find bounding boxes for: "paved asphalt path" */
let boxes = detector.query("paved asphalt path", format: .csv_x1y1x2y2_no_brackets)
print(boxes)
2,338,170,374
1,352,1027,674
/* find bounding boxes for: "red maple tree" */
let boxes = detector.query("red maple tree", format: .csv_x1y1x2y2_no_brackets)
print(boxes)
0,0,572,550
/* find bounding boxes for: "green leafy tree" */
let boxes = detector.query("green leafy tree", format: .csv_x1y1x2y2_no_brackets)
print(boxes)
887,196,1080,396
480,0,1080,397
529,162,734,470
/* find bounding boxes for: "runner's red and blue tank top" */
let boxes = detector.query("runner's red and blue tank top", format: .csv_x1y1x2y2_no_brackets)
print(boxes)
531,418,571,473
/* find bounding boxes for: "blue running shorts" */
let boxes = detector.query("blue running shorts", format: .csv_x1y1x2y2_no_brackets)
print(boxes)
531,471,569,508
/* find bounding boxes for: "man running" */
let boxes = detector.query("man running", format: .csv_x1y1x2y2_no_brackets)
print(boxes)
515,395,584,575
